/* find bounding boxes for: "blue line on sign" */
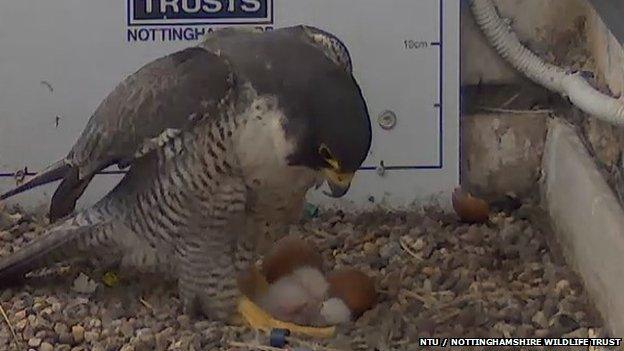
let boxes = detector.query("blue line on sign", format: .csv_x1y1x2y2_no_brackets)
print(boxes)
359,165,443,171
438,0,444,169
458,0,463,185
3,1,449,176
359,0,445,172
0,170,128,178
0,172,36,177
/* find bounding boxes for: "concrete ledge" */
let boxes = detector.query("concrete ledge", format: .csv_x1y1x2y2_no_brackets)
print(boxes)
541,118,624,336
462,112,547,201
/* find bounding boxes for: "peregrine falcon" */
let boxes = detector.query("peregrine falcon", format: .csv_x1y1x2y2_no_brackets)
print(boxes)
0,25,372,319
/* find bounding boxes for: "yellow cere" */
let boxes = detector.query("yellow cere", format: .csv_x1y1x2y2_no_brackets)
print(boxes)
326,157,340,170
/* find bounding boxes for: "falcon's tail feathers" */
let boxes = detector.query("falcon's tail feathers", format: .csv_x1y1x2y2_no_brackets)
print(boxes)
0,159,71,200
0,213,104,286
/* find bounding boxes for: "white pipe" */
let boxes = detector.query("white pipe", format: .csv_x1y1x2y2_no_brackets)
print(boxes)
469,0,624,125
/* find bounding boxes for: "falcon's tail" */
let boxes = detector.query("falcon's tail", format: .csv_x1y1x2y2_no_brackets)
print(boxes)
0,211,106,286
0,159,71,200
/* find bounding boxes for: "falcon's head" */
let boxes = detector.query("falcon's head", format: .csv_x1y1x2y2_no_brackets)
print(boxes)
282,64,372,198
203,25,372,198
281,26,371,197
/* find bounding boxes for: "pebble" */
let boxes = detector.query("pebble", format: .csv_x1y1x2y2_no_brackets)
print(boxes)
155,327,174,350
550,313,580,335
531,311,549,329
71,325,85,344
534,328,550,338
84,331,100,343
58,332,73,345
0,205,606,350
54,323,68,335
515,324,534,338
134,328,156,351
28,337,41,347
564,327,589,338
555,279,571,297
412,238,426,251
462,226,484,244
362,242,377,255
88,318,102,329
120,320,135,338
176,315,191,329
14,309,27,320
0,230,12,241
379,241,400,258
15,318,28,331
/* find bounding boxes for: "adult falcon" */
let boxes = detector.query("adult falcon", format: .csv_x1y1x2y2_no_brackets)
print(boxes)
0,25,371,319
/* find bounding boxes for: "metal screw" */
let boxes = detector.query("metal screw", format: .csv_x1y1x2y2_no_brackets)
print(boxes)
14,167,28,185
376,160,386,176
377,110,397,130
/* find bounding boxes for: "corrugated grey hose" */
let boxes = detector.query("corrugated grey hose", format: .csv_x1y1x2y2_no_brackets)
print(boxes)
469,0,624,125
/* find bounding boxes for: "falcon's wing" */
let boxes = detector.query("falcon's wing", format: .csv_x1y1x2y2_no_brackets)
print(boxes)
1,46,235,220
70,46,234,174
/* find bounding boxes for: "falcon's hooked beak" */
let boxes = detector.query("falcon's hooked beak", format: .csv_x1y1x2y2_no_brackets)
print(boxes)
321,168,353,198
317,144,354,198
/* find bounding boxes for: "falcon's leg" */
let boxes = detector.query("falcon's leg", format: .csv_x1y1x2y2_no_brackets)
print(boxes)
176,177,250,320
177,234,242,320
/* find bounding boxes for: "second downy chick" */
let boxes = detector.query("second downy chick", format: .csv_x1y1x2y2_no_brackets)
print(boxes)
257,266,330,326
251,235,376,327
257,267,376,327
258,235,328,324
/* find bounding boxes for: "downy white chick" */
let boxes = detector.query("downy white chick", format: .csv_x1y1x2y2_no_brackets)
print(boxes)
257,266,331,325
246,235,376,326
257,266,377,326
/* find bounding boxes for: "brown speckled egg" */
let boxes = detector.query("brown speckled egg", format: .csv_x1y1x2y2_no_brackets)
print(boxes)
327,268,376,318
261,235,324,284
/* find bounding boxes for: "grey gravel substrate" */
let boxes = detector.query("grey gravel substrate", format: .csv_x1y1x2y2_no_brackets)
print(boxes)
0,203,607,350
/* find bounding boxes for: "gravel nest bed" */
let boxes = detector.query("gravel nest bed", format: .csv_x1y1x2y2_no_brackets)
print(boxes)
0,202,607,351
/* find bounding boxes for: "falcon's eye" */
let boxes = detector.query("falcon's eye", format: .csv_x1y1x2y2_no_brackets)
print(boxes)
319,144,339,169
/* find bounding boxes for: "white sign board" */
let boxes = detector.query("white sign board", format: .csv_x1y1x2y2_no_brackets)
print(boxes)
0,0,459,211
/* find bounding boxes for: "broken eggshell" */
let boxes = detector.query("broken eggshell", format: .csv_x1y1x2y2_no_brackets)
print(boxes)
452,187,490,223
261,235,324,284
326,268,377,318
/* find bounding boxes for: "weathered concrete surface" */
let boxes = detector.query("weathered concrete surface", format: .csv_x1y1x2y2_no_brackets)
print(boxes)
462,0,588,85
542,118,624,336
461,113,547,201
463,0,624,93
586,2,624,97
462,0,624,205
588,0,624,47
